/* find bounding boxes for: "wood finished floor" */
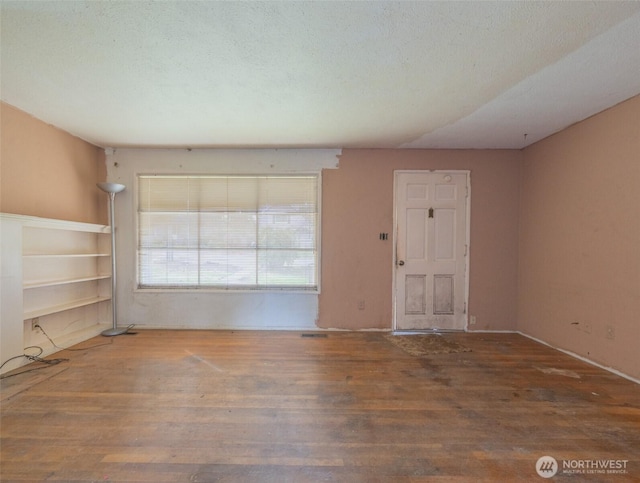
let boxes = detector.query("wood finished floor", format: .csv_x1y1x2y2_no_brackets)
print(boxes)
1,330,639,482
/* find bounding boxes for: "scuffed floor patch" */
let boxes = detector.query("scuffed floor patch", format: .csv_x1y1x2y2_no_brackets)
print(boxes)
535,366,581,379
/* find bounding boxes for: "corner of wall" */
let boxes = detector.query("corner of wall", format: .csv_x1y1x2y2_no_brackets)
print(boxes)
516,95,640,381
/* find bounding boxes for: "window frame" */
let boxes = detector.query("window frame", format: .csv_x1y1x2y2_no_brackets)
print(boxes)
134,172,322,294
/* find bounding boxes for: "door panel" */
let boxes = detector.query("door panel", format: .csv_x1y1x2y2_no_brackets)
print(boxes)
405,275,426,315
434,208,455,260
433,275,454,314
394,171,468,330
406,209,427,259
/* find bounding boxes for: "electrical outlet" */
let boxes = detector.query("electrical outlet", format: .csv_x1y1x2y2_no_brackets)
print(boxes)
606,325,615,340
31,318,40,331
470,315,477,325
358,300,365,310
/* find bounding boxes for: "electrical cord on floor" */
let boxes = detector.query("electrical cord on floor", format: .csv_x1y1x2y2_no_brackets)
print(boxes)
0,346,69,379
35,323,113,351
0,324,113,380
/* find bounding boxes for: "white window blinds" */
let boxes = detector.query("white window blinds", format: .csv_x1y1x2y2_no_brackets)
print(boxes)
138,175,319,290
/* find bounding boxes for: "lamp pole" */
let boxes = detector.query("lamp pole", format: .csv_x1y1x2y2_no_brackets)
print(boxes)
97,182,130,336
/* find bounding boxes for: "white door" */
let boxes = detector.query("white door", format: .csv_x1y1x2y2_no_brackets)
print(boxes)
394,171,469,331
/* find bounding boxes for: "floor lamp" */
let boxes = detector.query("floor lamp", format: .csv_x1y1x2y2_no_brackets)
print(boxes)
98,182,131,336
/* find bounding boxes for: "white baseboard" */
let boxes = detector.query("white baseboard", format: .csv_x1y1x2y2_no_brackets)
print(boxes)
469,328,639,385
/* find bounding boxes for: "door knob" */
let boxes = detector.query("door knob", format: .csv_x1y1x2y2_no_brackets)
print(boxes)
398,260,405,266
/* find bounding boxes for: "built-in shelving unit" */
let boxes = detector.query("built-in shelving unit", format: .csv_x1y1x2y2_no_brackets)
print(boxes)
0,214,112,374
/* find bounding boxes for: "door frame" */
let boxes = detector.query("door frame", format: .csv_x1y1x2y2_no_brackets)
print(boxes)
392,170,471,331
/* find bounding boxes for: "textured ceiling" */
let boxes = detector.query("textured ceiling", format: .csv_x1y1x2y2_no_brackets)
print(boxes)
1,1,639,149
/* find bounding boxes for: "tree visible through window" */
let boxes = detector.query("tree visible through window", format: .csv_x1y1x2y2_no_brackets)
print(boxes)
137,175,319,290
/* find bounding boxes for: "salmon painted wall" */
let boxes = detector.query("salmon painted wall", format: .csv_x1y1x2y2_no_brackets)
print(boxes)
0,102,106,224
318,149,522,331
518,95,640,380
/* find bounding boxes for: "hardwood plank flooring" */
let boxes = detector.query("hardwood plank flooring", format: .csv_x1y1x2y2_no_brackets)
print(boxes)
1,330,639,482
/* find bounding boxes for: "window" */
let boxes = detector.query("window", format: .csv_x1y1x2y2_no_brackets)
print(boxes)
137,175,319,291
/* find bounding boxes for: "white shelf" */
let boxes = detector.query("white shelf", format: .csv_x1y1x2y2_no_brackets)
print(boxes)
24,296,111,319
24,253,110,258
1,213,111,233
24,275,111,289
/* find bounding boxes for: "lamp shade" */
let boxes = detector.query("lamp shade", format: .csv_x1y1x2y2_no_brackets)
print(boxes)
97,182,125,194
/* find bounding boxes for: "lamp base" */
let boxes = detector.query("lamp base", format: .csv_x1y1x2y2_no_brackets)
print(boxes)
101,326,131,337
